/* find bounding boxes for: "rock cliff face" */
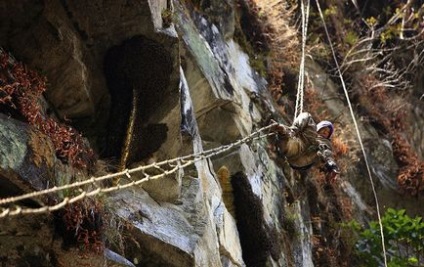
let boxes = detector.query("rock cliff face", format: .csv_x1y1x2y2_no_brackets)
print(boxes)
0,0,423,267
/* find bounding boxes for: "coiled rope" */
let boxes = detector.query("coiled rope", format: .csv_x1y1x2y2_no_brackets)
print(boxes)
0,123,277,218
314,1,388,266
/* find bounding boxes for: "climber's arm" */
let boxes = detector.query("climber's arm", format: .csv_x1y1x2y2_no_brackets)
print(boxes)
317,138,340,174
267,119,294,162
269,119,292,137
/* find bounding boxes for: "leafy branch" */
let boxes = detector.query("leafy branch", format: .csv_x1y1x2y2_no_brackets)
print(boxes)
355,208,424,267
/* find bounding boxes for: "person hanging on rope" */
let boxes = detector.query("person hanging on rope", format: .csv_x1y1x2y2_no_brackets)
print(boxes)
268,112,340,180
316,120,340,180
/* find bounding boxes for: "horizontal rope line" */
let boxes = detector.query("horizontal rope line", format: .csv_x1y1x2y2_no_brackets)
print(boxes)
0,125,277,218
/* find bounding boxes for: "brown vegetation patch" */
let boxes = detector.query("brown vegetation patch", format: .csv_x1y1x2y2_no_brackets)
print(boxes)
358,74,424,196
28,129,56,169
54,198,104,253
244,0,299,113
307,0,424,196
0,49,95,170
236,0,272,54
307,175,352,267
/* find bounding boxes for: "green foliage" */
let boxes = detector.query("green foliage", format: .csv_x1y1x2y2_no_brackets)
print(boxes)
344,31,359,47
282,210,298,237
354,208,424,266
366,16,378,27
323,6,337,17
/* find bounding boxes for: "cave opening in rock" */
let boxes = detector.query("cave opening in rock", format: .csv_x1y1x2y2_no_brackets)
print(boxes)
231,171,279,267
102,36,172,167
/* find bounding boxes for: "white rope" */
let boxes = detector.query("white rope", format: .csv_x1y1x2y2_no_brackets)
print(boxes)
294,0,310,119
314,1,388,266
0,124,277,218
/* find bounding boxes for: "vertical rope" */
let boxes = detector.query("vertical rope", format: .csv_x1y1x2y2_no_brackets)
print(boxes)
294,0,310,119
314,1,388,266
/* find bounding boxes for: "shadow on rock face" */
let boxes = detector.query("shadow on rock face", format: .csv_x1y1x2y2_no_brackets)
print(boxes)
102,35,173,167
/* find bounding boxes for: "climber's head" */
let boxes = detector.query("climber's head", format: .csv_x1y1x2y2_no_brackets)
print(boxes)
317,120,334,139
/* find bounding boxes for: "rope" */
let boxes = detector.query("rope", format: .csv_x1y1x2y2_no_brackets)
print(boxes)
0,124,277,218
294,0,310,119
314,1,388,266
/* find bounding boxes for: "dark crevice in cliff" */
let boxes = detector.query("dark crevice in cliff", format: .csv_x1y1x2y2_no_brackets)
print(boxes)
231,171,279,267
0,173,41,208
102,36,172,167
0,1,44,52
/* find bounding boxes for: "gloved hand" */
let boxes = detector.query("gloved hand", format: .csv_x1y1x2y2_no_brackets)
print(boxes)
325,161,340,184
270,120,288,133
288,126,297,137
326,169,338,184
267,120,286,158
325,160,340,174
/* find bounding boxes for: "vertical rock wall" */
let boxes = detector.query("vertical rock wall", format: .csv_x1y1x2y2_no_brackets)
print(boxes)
1,0,424,267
